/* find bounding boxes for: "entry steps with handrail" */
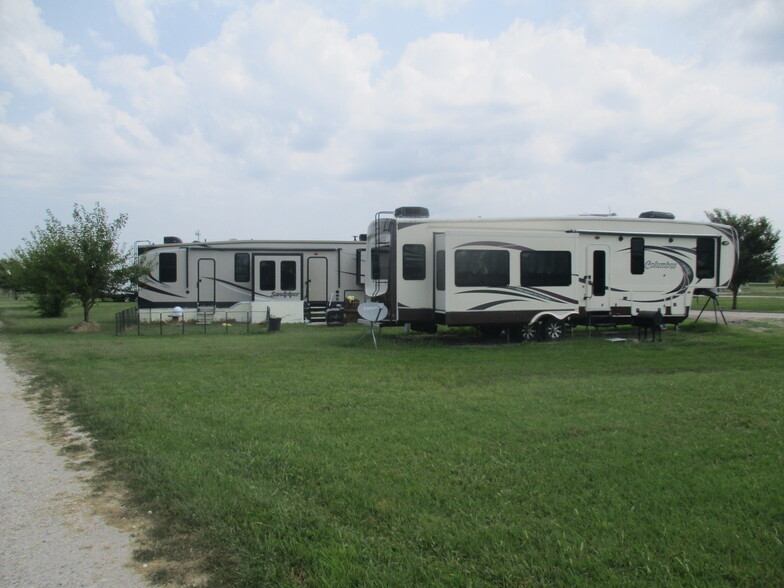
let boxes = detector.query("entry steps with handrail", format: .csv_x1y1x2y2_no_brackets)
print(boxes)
196,306,215,325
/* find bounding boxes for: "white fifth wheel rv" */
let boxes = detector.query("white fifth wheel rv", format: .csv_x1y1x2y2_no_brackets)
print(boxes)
137,237,366,323
365,207,738,340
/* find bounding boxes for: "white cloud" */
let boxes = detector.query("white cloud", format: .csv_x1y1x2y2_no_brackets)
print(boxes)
584,0,784,65
369,0,469,20
1,0,782,254
113,0,162,47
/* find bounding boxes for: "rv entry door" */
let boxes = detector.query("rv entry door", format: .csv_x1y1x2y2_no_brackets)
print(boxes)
254,254,302,300
434,233,446,315
197,258,216,308
585,246,610,312
306,256,328,304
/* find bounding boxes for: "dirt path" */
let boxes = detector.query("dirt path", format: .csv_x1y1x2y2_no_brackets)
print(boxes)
0,348,149,588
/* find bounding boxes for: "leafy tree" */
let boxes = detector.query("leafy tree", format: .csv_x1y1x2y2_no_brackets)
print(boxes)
705,209,780,309
8,214,76,317
10,204,150,323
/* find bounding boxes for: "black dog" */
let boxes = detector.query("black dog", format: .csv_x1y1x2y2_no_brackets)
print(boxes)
633,310,663,342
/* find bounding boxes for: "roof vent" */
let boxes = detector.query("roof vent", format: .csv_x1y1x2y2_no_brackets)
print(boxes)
639,211,675,220
394,206,429,219
163,236,183,244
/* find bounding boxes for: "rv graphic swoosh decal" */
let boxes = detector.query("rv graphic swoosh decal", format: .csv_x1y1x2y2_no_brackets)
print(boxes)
460,287,578,311
644,246,693,294
138,284,186,299
213,278,253,294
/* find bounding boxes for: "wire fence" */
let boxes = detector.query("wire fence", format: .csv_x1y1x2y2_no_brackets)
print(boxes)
115,308,284,336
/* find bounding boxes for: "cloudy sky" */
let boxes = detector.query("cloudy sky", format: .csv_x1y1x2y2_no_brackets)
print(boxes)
1,0,782,257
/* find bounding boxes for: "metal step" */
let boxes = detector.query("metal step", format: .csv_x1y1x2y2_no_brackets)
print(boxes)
307,302,328,324
587,312,616,328
196,307,215,325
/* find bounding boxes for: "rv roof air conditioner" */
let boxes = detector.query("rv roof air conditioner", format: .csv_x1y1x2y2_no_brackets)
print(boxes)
639,211,675,219
394,206,429,219
163,236,183,244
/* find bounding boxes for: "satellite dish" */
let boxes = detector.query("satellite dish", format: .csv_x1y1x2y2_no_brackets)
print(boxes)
358,302,388,322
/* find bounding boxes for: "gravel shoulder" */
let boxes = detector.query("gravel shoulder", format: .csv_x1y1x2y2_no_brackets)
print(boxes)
689,309,784,323
0,348,150,588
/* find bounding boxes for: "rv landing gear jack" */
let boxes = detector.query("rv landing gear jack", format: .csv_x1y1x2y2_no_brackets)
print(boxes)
694,289,727,325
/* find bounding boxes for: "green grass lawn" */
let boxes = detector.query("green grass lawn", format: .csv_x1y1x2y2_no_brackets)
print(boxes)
1,298,783,586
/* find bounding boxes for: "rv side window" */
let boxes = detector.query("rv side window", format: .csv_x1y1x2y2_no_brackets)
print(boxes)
630,238,645,275
402,244,426,280
281,261,297,290
593,250,607,296
696,237,715,279
234,253,250,282
436,250,445,291
455,250,509,287
371,247,390,280
259,260,276,290
159,252,177,283
521,251,571,287
355,249,364,286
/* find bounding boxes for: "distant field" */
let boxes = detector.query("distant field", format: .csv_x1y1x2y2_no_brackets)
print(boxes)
693,282,784,313
1,298,783,587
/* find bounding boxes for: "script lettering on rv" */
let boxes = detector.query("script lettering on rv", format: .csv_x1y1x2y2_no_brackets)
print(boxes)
645,261,678,270
270,291,301,298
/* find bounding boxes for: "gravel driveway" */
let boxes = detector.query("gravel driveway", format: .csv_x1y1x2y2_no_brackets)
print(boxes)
0,349,149,588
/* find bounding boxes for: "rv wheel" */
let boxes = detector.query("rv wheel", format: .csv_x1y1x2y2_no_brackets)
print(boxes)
520,322,540,342
542,317,565,342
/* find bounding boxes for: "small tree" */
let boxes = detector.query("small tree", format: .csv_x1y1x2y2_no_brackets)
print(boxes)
11,204,150,323
9,214,77,317
705,209,780,309
775,264,784,288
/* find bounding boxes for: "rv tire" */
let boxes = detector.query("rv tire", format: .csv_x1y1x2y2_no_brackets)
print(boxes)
520,322,540,342
542,317,566,342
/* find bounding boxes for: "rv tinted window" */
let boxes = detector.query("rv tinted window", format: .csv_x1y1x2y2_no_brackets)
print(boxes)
696,237,715,279
234,253,250,282
159,252,177,283
403,244,426,280
436,250,445,291
281,260,297,291
355,249,364,286
521,251,571,287
593,250,607,296
371,247,389,280
259,260,275,290
455,250,509,287
631,238,645,275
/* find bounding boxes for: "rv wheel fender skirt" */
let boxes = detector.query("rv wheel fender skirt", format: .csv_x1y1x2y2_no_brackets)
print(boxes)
541,317,566,342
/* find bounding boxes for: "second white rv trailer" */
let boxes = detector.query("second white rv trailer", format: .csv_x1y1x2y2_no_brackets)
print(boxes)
137,237,367,323
365,207,738,339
